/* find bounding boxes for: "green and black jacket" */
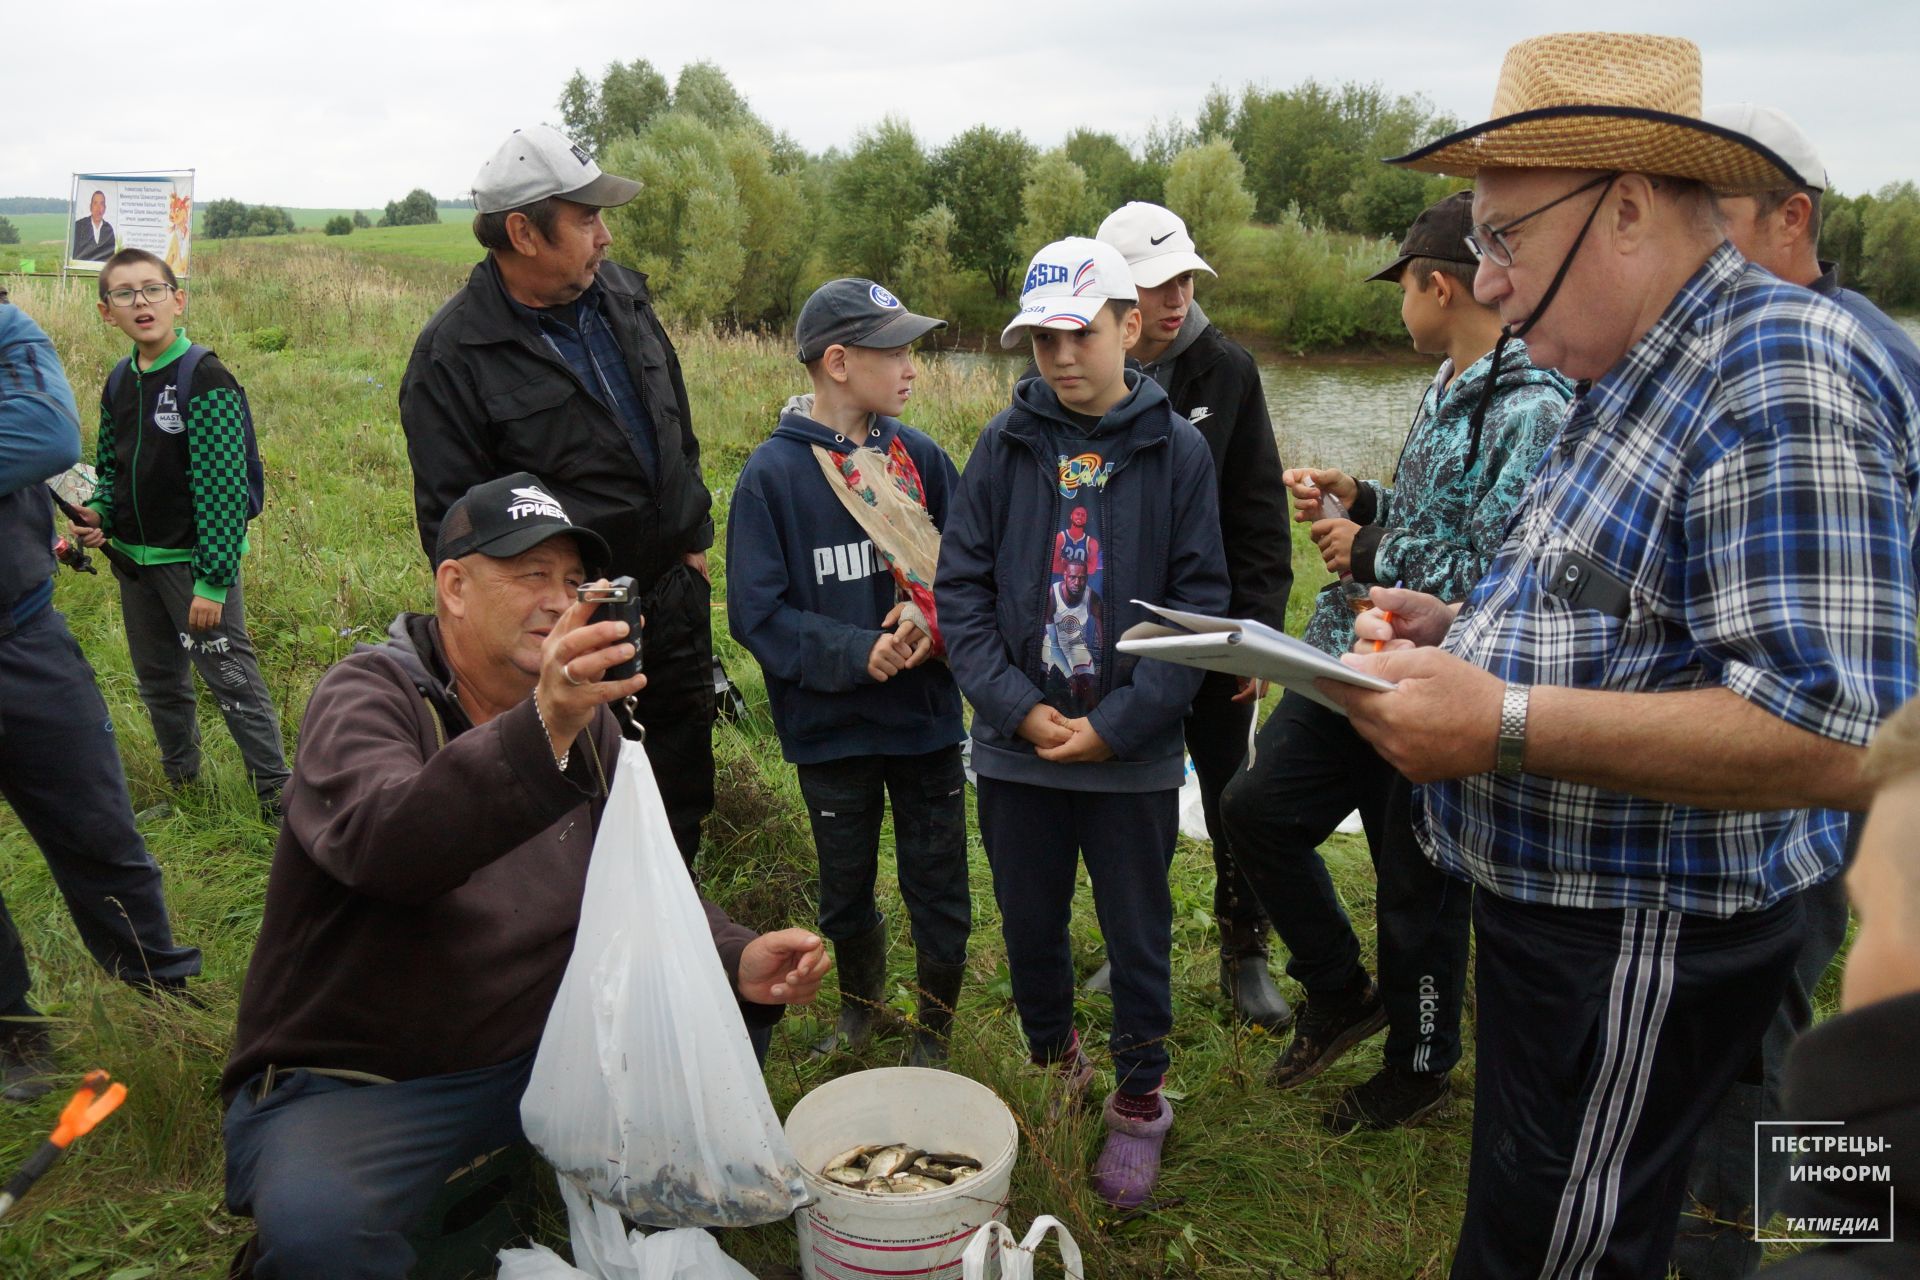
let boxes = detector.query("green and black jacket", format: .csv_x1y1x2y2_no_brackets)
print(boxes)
90,329,252,602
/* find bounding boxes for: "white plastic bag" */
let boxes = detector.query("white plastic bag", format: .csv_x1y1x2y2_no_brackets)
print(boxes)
960,1215,1085,1280
522,746,809,1227
1176,756,1209,841
497,1229,754,1280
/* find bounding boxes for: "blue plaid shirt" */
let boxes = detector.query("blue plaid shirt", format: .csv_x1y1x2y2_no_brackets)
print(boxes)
525,281,658,478
1417,244,1920,917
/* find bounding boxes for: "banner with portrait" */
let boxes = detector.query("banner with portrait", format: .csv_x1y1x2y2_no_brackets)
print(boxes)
66,172,195,276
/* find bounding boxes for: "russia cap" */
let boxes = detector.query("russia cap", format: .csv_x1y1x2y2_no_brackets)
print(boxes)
795,279,946,364
471,126,642,215
1096,202,1216,288
434,472,612,572
1000,237,1138,349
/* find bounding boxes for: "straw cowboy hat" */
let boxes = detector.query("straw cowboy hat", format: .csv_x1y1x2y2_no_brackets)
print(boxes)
1387,33,1799,192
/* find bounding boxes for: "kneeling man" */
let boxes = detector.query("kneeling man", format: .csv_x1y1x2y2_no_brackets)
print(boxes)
220,473,828,1278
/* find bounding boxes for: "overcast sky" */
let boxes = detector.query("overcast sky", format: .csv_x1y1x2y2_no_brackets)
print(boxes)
12,0,1915,208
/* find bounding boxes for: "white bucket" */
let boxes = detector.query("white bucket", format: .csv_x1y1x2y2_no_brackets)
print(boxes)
785,1067,1019,1280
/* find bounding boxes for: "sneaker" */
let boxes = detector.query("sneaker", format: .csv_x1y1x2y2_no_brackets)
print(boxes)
1323,1064,1451,1133
1,1023,57,1103
1036,1032,1095,1122
1267,977,1387,1089
1092,1091,1174,1208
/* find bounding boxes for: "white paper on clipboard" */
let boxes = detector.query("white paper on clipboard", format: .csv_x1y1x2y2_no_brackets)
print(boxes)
1117,601,1395,717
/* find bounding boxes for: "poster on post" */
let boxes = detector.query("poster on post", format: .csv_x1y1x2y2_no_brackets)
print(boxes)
66,172,194,277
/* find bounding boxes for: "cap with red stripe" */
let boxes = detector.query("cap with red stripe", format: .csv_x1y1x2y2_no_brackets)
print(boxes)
999,237,1138,349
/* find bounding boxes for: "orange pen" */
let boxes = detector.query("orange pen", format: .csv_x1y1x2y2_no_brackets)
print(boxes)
1371,580,1405,653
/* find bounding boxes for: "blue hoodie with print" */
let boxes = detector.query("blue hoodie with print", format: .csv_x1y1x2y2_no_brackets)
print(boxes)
938,371,1229,793
726,396,963,764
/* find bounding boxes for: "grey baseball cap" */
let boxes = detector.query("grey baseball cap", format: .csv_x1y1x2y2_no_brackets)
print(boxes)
795,279,946,364
472,126,641,215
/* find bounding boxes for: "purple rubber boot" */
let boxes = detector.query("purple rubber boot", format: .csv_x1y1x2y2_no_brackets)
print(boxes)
1091,1090,1174,1208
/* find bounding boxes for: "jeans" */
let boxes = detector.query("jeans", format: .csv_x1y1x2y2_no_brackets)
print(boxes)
0,605,200,1007
1183,672,1261,930
796,745,970,965
113,560,288,801
977,777,1177,1094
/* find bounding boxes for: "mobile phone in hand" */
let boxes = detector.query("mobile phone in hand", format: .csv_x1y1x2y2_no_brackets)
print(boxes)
577,577,642,679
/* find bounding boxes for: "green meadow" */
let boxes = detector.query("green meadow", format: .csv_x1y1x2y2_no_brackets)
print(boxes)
0,225,1826,1277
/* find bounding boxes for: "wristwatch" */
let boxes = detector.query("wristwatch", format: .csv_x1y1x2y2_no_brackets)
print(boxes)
1496,683,1530,778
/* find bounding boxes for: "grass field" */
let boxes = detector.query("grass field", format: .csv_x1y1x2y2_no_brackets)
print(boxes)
0,208,474,274
0,232,1829,1277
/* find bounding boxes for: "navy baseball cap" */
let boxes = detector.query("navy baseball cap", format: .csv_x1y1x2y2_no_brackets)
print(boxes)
795,279,945,364
434,472,611,571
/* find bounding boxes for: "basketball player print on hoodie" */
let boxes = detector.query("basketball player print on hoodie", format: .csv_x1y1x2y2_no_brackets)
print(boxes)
1043,450,1113,715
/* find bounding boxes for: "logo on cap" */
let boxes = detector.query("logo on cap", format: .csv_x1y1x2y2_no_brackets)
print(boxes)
1070,260,1100,295
869,284,901,309
569,143,592,166
507,485,567,522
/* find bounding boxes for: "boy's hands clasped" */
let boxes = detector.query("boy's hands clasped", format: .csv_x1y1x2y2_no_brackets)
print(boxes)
1017,703,1113,763
866,600,932,682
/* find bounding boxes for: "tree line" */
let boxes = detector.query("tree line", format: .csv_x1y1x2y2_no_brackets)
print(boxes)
552,60,1920,340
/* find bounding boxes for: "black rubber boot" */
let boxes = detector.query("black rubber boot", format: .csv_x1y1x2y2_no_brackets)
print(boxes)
907,954,966,1069
1219,917,1294,1032
812,918,891,1056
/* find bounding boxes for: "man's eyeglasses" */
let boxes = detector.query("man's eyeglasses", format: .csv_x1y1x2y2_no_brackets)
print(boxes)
104,283,177,308
1465,172,1619,268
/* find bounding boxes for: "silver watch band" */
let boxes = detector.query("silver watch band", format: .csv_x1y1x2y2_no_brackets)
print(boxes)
1496,683,1530,777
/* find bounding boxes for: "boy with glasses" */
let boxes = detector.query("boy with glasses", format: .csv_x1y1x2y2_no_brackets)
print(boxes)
69,248,288,819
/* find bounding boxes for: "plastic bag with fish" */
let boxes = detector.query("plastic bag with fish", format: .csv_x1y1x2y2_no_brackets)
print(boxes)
520,747,809,1227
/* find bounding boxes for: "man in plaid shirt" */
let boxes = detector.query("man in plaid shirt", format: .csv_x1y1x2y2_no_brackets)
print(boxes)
1327,33,1920,1279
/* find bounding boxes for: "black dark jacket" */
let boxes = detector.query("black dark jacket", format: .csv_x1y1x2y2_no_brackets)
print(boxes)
1158,324,1291,632
399,259,711,589
1764,990,1920,1277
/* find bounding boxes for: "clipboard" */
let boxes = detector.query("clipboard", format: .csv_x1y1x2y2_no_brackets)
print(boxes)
1117,601,1394,716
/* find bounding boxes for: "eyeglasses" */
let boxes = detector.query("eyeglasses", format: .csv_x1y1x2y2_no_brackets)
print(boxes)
1465,172,1619,268
104,283,176,308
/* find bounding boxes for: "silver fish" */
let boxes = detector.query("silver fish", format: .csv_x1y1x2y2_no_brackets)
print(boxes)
864,1145,923,1179
823,1143,882,1174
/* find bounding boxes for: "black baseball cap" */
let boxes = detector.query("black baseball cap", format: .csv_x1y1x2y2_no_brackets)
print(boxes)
434,472,611,571
1366,190,1479,283
795,279,946,364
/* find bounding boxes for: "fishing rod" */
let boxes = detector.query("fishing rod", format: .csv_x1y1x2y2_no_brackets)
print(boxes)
0,1070,128,1221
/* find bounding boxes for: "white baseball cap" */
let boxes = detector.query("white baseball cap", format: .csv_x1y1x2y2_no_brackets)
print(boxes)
1700,104,1827,192
999,237,1139,349
471,125,642,215
1096,202,1216,288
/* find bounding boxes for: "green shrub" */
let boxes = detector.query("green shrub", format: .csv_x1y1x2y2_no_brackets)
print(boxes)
246,324,291,352
323,215,353,237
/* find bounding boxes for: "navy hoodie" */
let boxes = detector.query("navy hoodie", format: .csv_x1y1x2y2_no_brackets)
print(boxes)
726,397,964,764
938,371,1229,792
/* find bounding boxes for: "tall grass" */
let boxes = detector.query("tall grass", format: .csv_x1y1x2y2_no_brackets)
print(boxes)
0,234,1813,1277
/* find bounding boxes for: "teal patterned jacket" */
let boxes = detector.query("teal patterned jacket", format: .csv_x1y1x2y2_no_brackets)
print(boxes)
1302,340,1574,658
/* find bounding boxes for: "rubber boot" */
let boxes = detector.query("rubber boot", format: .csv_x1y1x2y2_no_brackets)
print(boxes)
812,918,890,1056
907,954,966,1069
1219,917,1293,1032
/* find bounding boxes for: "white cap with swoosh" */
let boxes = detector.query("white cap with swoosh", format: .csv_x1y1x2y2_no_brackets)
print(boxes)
1097,201,1216,288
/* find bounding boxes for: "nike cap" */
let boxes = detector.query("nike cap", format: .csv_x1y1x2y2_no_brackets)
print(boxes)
1000,237,1139,349
1365,190,1478,283
1096,202,1216,288
471,126,641,215
1700,103,1828,191
795,278,946,364
435,471,611,572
